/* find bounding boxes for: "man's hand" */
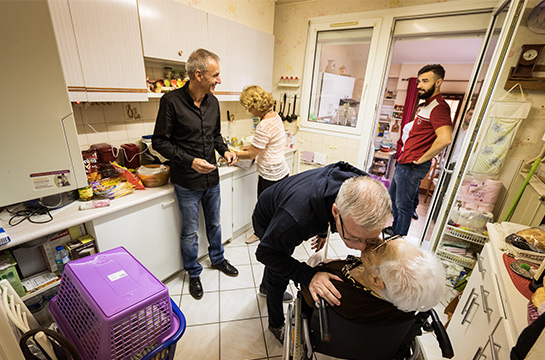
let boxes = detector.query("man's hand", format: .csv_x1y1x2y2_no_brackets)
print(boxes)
308,272,342,306
310,236,327,252
192,158,216,174
223,151,238,166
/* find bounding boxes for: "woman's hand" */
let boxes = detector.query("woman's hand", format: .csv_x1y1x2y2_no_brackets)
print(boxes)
308,272,342,306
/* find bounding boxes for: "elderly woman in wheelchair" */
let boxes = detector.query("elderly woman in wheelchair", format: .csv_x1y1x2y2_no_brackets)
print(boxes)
283,237,453,360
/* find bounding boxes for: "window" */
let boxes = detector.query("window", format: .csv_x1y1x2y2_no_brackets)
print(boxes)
307,28,373,129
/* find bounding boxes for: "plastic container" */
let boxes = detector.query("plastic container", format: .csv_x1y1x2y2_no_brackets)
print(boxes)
24,295,52,327
136,165,170,187
54,246,70,275
49,247,175,360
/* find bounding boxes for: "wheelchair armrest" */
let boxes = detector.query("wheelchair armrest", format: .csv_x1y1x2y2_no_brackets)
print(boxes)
427,309,454,358
316,298,331,342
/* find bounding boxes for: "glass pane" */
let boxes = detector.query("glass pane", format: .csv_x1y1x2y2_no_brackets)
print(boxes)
308,28,373,128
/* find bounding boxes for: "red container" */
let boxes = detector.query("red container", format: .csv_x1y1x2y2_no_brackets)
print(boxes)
90,143,118,163
121,143,140,169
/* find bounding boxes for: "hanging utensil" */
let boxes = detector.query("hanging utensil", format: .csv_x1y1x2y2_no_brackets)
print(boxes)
281,93,288,121
291,94,298,122
286,103,292,123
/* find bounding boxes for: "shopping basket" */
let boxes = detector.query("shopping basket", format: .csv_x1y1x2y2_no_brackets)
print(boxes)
141,298,186,360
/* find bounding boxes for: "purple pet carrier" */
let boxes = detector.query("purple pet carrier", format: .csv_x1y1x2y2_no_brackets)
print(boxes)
49,247,175,360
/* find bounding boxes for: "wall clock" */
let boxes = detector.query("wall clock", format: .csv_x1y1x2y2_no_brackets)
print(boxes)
511,44,544,78
528,0,545,34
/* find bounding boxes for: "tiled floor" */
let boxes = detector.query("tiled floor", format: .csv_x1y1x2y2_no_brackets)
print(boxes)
166,224,449,360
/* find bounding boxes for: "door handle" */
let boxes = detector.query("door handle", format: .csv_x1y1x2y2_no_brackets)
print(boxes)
476,254,486,274
489,334,501,360
461,296,479,325
161,199,176,208
480,285,493,314
472,346,484,360
462,288,477,315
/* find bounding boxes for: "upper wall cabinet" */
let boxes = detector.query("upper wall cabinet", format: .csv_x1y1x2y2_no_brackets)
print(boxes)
48,0,147,102
207,14,274,95
138,0,208,63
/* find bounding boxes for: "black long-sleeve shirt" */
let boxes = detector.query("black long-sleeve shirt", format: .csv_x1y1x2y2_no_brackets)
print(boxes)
253,162,368,287
152,83,228,190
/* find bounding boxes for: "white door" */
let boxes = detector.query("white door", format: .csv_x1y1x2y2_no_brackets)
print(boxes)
423,0,528,250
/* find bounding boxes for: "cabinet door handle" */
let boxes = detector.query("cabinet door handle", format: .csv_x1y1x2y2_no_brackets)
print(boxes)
489,334,501,360
480,285,493,314
476,254,486,274
178,50,183,56
472,346,484,360
161,199,176,208
461,296,479,325
462,288,477,315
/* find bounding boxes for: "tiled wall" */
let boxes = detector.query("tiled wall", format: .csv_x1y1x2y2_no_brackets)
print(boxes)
296,130,361,172
74,99,256,151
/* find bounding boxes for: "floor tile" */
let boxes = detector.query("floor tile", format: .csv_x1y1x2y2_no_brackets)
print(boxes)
223,245,252,266
248,244,260,264
251,262,264,286
260,317,283,357
181,267,219,295
293,245,309,261
220,318,267,359
164,272,184,296
180,291,219,326
257,294,290,318
219,264,255,291
170,295,181,308
174,323,219,360
228,232,251,247
219,288,260,322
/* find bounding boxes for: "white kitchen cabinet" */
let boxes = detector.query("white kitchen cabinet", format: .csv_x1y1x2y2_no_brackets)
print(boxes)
89,194,182,281
220,176,233,242
247,29,274,92
447,240,523,359
232,168,259,236
48,0,147,102
138,0,208,63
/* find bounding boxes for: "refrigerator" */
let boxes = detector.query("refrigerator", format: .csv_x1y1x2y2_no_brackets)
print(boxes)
0,0,87,208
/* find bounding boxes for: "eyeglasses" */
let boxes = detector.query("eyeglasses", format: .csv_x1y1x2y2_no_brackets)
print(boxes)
338,213,385,248
338,212,362,244
371,234,401,252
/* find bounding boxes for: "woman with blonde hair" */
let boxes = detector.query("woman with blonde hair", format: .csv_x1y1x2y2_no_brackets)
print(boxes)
236,85,290,246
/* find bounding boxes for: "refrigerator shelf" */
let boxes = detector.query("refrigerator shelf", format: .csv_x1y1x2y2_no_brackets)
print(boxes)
436,249,476,269
444,225,488,246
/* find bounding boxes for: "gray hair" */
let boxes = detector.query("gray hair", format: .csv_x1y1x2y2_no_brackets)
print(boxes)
372,240,445,312
335,176,392,233
186,48,220,80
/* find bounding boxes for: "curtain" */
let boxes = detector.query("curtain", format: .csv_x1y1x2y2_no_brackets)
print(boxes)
395,77,419,159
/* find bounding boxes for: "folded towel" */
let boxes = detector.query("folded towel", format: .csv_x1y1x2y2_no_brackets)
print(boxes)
301,150,314,163
314,152,327,165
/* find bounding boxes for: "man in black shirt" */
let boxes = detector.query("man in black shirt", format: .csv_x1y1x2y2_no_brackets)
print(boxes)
153,49,238,300
253,162,392,342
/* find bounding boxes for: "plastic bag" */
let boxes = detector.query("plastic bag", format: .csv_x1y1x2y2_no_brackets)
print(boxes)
505,227,545,253
111,162,145,190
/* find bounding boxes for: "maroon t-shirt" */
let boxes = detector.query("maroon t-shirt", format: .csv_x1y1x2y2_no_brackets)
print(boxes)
397,94,452,164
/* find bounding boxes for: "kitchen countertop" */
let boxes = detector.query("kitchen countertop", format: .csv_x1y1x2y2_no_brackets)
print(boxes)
0,148,297,250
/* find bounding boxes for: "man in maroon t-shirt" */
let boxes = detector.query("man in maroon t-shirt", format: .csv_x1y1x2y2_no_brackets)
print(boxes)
388,64,453,236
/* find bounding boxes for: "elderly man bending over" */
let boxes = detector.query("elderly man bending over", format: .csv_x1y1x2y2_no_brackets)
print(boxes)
303,237,445,323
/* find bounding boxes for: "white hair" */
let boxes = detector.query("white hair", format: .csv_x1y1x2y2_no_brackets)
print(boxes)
335,176,392,233
371,240,445,312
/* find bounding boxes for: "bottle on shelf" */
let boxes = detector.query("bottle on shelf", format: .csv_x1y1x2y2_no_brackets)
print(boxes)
54,246,70,275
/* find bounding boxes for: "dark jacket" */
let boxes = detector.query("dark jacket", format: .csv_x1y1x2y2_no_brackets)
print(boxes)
254,161,368,287
152,83,228,190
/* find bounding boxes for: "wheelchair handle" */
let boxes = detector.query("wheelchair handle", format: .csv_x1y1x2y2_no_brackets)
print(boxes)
317,298,331,342
428,309,454,358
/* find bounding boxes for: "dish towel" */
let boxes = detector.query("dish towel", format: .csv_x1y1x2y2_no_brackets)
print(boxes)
301,151,314,163
472,85,531,175
314,152,327,165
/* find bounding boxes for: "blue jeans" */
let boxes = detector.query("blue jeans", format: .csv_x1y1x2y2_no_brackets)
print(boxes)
174,183,224,278
389,162,431,236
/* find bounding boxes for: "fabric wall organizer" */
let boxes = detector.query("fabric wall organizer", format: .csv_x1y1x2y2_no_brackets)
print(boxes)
471,84,532,175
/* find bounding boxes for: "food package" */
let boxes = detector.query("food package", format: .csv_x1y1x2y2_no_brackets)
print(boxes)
82,149,100,182
111,161,145,190
505,227,545,253
457,176,502,213
91,177,135,199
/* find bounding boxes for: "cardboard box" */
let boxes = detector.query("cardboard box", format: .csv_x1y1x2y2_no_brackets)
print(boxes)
0,251,26,297
39,230,72,272
66,235,96,260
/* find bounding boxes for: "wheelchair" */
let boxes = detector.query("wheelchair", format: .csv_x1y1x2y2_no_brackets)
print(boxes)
282,291,454,360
